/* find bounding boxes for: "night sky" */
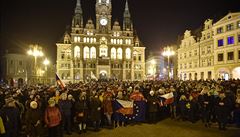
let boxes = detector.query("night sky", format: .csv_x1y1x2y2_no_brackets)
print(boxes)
1,0,240,62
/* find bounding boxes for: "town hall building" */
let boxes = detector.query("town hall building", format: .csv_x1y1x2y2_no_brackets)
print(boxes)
56,0,145,82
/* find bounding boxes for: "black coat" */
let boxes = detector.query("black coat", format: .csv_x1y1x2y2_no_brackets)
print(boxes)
74,100,88,122
147,95,158,113
215,97,230,123
89,97,102,121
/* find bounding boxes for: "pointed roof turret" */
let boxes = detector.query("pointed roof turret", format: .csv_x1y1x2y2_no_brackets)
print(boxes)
75,0,82,14
124,0,130,17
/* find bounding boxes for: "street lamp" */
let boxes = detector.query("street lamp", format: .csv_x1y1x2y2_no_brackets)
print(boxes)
27,45,44,83
162,46,175,79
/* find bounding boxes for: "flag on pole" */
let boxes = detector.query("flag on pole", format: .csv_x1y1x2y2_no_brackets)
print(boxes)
56,73,65,90
160,92,174,105
91,71,98,80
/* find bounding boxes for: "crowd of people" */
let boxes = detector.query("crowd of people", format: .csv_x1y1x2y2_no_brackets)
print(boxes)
0,79,240,137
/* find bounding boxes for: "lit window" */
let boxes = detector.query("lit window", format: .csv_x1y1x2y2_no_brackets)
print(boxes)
83,46,90,59
74,37,77,42
125,39,128,44
83,37,86,43
226,24,233,31
77,37,80,42
218,53,223,61
90,47,96,59
90,38,93,43
218,39,224,47
74,46,80,58
227,52,234,60
126,48,131,59
117,39,120,44
114,39,116,44
217,27,223,34
120,39,123,44
87,37,89,43
227,36,234,45
94,38,96,43
238,21,240,28
111,39,113,44
117,48,122,59
111,48,116,59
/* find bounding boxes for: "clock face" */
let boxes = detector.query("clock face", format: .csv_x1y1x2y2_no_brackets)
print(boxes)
100,18,108,26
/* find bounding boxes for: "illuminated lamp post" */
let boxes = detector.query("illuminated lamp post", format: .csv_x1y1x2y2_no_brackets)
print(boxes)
27,45,44,83
162,46,175,79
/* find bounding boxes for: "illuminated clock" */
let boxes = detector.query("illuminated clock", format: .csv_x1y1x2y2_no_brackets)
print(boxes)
100,18,108,26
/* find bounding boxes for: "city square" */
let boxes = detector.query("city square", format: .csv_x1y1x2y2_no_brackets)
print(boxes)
1,0,240,137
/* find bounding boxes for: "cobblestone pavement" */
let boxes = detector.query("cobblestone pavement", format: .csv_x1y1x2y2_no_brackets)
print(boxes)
65,119,240,137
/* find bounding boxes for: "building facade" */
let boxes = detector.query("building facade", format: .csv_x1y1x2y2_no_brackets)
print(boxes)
56,0,145,82
0,53,31,86
213,12,240,80
178,12,240,80
0,53,55,86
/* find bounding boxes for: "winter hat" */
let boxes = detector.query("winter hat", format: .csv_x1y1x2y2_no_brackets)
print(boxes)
30,101,38,109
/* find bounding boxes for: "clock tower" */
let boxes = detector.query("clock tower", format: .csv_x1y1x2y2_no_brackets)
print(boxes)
96,0,112,33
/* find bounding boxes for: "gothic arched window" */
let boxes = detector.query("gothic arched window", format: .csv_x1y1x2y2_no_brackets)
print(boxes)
90,47,96,59
83,46,90,59
126,48,131,59
111,48,116,59
117,48,122,59
74,46,80,58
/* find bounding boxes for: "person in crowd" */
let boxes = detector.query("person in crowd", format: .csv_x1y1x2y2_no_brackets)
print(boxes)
90,93,102,131
25,101,43,137
113,90,126,128
103,87,114,128
198,86,212,127
170,85,177,119
178,95,188,121
188,95,198,123
147,90,158,123
44,98,62,137
74,93,88,134
0,97,20,137
215,91,230,130
58,93,72,135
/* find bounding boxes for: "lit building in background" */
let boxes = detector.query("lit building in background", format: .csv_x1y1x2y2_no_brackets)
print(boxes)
177,12,240,80
56,0,145,82
145,52,165,80
213,12,240,80
0,50,55,86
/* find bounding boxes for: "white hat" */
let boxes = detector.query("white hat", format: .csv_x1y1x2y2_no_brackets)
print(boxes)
30,101,38,109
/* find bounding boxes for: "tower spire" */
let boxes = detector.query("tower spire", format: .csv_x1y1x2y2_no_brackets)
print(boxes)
123,0,132,31
124,0,130,17
75,0,82,14
72,0,83,28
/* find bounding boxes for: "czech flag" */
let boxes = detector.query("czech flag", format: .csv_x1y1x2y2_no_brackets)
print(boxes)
56,73,65,90
160,92,174,105
114,99,134,115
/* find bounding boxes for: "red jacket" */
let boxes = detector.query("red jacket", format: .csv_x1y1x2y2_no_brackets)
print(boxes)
45,106,61,127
